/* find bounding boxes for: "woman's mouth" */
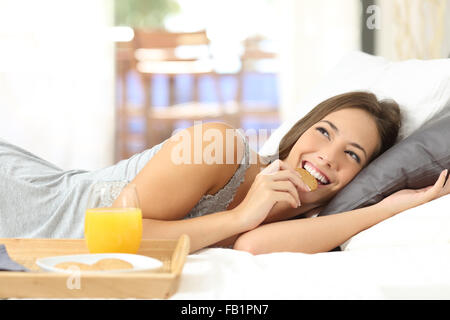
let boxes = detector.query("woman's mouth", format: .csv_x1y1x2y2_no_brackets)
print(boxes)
301,161,330,185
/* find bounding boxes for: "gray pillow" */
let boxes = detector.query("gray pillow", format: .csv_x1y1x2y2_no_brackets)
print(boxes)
319,112,450,216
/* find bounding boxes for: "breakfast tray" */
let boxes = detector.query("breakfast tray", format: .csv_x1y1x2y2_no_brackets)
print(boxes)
0,235,190,299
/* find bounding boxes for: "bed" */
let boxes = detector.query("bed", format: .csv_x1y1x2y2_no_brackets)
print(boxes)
170,51,450,300
171,194,450,299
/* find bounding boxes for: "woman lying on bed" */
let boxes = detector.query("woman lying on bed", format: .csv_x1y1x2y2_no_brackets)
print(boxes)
115,91,449,254
1,91,448,254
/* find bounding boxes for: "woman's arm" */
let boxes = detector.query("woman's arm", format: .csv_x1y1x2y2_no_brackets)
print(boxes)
126,122,243,221
139,158,310,253
234,169,449,255
119,123,304,253
142,209,244,253
121,122,246,253
233,203,389,254
135,150,309,253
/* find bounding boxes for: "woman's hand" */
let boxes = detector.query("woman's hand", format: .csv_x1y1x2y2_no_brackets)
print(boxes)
232,159,311,230
376,169,449,216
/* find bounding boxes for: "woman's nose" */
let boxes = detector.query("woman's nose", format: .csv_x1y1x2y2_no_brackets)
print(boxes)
317,147,339,169
317,155,334,169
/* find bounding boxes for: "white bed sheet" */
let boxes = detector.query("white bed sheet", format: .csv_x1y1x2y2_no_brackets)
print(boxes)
172,244,450,299
171,196,450,300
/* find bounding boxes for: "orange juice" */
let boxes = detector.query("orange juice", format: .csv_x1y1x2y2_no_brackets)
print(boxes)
84,207,143,254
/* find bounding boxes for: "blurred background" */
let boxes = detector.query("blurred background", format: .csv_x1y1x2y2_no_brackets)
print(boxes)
0,0,449,170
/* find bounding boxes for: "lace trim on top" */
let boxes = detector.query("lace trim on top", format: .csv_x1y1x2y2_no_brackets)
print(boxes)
184,129,250,219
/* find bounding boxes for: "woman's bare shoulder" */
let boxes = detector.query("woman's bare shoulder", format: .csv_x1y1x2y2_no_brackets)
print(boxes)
130,122,244,220
166,121,244,166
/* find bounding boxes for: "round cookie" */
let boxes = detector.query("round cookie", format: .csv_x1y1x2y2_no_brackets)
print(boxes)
296,168,318,191
93,258,133,271
54,262,94,271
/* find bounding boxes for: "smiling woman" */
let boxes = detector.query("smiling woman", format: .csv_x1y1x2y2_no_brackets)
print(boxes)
276,91,401,164
2,91,449,254
124,91,420,252
230,91,447,254
260,92,401,208
288,108,381,207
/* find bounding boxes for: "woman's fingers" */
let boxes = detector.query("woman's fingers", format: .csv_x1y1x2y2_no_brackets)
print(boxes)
272,170,310,193
278,160,312,192
425,169,449,201
260,159,283,175
271,181,301,207
295,172,313,192
438,169,450,197
262,160,311,193
435,169,448,190
273,190,299,209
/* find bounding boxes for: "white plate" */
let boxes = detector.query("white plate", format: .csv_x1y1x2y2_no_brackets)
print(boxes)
36,253,163,274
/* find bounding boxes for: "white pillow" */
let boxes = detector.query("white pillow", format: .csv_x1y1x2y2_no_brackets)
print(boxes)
259,51,450,156
341,194,450,251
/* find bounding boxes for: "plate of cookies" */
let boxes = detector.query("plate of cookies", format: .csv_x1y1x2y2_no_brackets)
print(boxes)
36,253,163,273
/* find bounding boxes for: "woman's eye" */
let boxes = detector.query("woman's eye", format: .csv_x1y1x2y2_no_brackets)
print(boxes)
316,127,330,139
346,151,361,164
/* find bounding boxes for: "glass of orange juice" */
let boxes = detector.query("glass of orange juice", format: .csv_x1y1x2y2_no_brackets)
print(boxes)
84,182,142,254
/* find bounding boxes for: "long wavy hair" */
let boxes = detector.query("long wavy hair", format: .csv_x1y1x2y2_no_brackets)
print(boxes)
269,91,401,165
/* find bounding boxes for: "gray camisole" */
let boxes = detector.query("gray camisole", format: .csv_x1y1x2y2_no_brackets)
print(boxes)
0,129,250,238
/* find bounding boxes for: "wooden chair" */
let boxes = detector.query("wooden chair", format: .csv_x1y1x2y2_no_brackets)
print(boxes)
115,40,138,161
236,35,280,122
132,29,241,149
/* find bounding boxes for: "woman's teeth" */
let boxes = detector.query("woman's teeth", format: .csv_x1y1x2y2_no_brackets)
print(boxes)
303,163,330,185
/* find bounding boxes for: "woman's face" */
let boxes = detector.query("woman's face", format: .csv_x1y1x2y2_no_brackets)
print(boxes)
286,108,380,206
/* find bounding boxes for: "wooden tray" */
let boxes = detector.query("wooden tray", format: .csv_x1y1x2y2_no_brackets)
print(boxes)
0,235,190,299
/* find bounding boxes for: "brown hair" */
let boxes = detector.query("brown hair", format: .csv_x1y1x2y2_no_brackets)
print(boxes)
275,91,401,164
